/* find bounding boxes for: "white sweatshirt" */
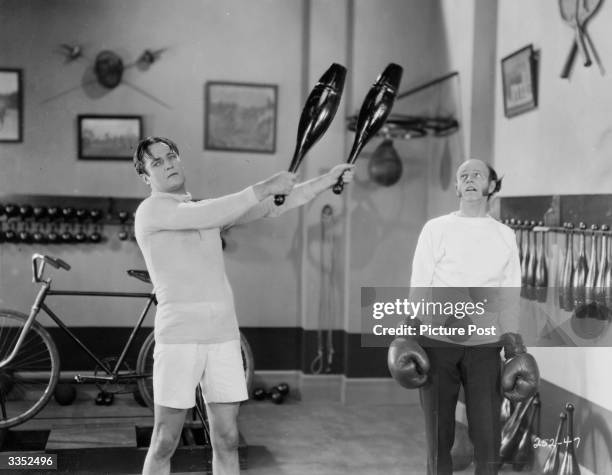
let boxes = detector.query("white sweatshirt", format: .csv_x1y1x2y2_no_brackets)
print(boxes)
135,177,332,344
410,212,521,342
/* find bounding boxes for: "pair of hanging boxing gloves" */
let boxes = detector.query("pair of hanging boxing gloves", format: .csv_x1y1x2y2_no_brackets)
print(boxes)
387,331,539,401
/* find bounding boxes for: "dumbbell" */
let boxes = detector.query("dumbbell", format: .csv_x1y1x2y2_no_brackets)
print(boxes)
19,204,33,220
276,382,290,396
76,208,88,223
47,207,61,221
251,382,290,404
89,228,102,243
32,227,47,244
252,387,284,404
47,227,60,244
75,227,87,243
95,390,114,406
4,226,18,243
33,206,48,221
118,210,130,224
62,207,75,221
18,227,32,244
117,210,131,241
4,203,19,219
61,228,74,244
90,209,103,222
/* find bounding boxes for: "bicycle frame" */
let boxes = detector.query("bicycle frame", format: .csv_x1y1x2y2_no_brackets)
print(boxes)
43,288,156,383
0,256,156,385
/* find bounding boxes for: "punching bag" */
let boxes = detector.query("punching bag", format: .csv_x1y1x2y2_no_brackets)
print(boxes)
368,139,402,187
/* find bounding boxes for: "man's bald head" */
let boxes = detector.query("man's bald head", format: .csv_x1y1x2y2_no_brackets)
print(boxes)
455,159,502,201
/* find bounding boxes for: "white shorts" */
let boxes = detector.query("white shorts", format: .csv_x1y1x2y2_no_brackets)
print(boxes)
153,339,248,409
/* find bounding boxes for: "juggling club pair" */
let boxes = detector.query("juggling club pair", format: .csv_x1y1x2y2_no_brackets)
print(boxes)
274,62,404,205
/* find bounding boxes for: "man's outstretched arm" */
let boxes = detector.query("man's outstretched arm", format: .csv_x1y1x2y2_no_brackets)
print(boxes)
226,164,355,227
136,172,296,233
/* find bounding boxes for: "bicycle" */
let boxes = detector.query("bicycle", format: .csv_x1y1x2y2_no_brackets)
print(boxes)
0,253,254,431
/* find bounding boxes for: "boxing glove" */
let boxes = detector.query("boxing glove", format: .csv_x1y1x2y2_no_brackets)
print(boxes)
501,333,539,402
387,337,430,389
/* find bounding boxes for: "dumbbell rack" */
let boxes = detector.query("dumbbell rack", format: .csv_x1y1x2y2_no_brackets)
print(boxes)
0,194,143,245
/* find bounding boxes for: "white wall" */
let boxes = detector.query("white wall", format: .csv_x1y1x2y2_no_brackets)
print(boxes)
346,0,448,333
495,0,612,195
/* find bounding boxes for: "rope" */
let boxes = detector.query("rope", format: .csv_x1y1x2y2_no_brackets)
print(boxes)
310,205,336,374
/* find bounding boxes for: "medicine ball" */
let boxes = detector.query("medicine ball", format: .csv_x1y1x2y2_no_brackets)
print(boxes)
54,384,77,406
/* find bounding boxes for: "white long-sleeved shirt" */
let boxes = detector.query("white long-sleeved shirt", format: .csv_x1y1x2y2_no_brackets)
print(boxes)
410,212,521,343
135,178,331,344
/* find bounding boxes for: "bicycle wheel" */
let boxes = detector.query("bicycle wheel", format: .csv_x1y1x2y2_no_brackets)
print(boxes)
136,330,255,411
0,309,60,429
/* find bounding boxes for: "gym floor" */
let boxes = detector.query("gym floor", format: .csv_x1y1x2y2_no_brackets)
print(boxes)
6,385,539,475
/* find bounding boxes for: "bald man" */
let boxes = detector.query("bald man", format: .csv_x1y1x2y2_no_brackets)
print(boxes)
388,159,539,474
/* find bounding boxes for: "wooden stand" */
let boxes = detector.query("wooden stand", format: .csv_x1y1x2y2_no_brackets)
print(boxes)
0,423,248,473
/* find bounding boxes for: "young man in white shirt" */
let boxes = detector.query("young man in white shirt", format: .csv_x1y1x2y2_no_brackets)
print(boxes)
388,159,539,475
133,136,354,475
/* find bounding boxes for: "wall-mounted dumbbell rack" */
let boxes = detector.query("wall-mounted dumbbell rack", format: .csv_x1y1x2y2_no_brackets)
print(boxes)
0,194,144,245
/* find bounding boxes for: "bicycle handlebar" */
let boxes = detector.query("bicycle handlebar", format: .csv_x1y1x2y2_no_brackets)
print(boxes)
32,254,71,283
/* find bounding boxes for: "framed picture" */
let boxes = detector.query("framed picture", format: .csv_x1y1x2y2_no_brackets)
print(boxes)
205,81,277,153
501,45,538,118
0,69,23,142
78,115,142,160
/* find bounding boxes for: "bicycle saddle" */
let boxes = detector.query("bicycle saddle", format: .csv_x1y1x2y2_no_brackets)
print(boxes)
127,269,151,283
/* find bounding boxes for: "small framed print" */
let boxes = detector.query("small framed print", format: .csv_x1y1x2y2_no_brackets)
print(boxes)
205,81,277,153
78,115,142,160
501,45,538,118
0,69,23,142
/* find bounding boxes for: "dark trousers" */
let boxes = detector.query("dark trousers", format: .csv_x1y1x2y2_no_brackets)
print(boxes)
419,345,502,475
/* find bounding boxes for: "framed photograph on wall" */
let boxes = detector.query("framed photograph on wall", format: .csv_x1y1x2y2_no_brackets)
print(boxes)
501,45,538,118
0,69,23,142
205,81,277,153
78,115,142,160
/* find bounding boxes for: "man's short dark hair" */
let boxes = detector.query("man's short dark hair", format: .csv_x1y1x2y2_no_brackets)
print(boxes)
133,136,180,176
487,164,502,200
